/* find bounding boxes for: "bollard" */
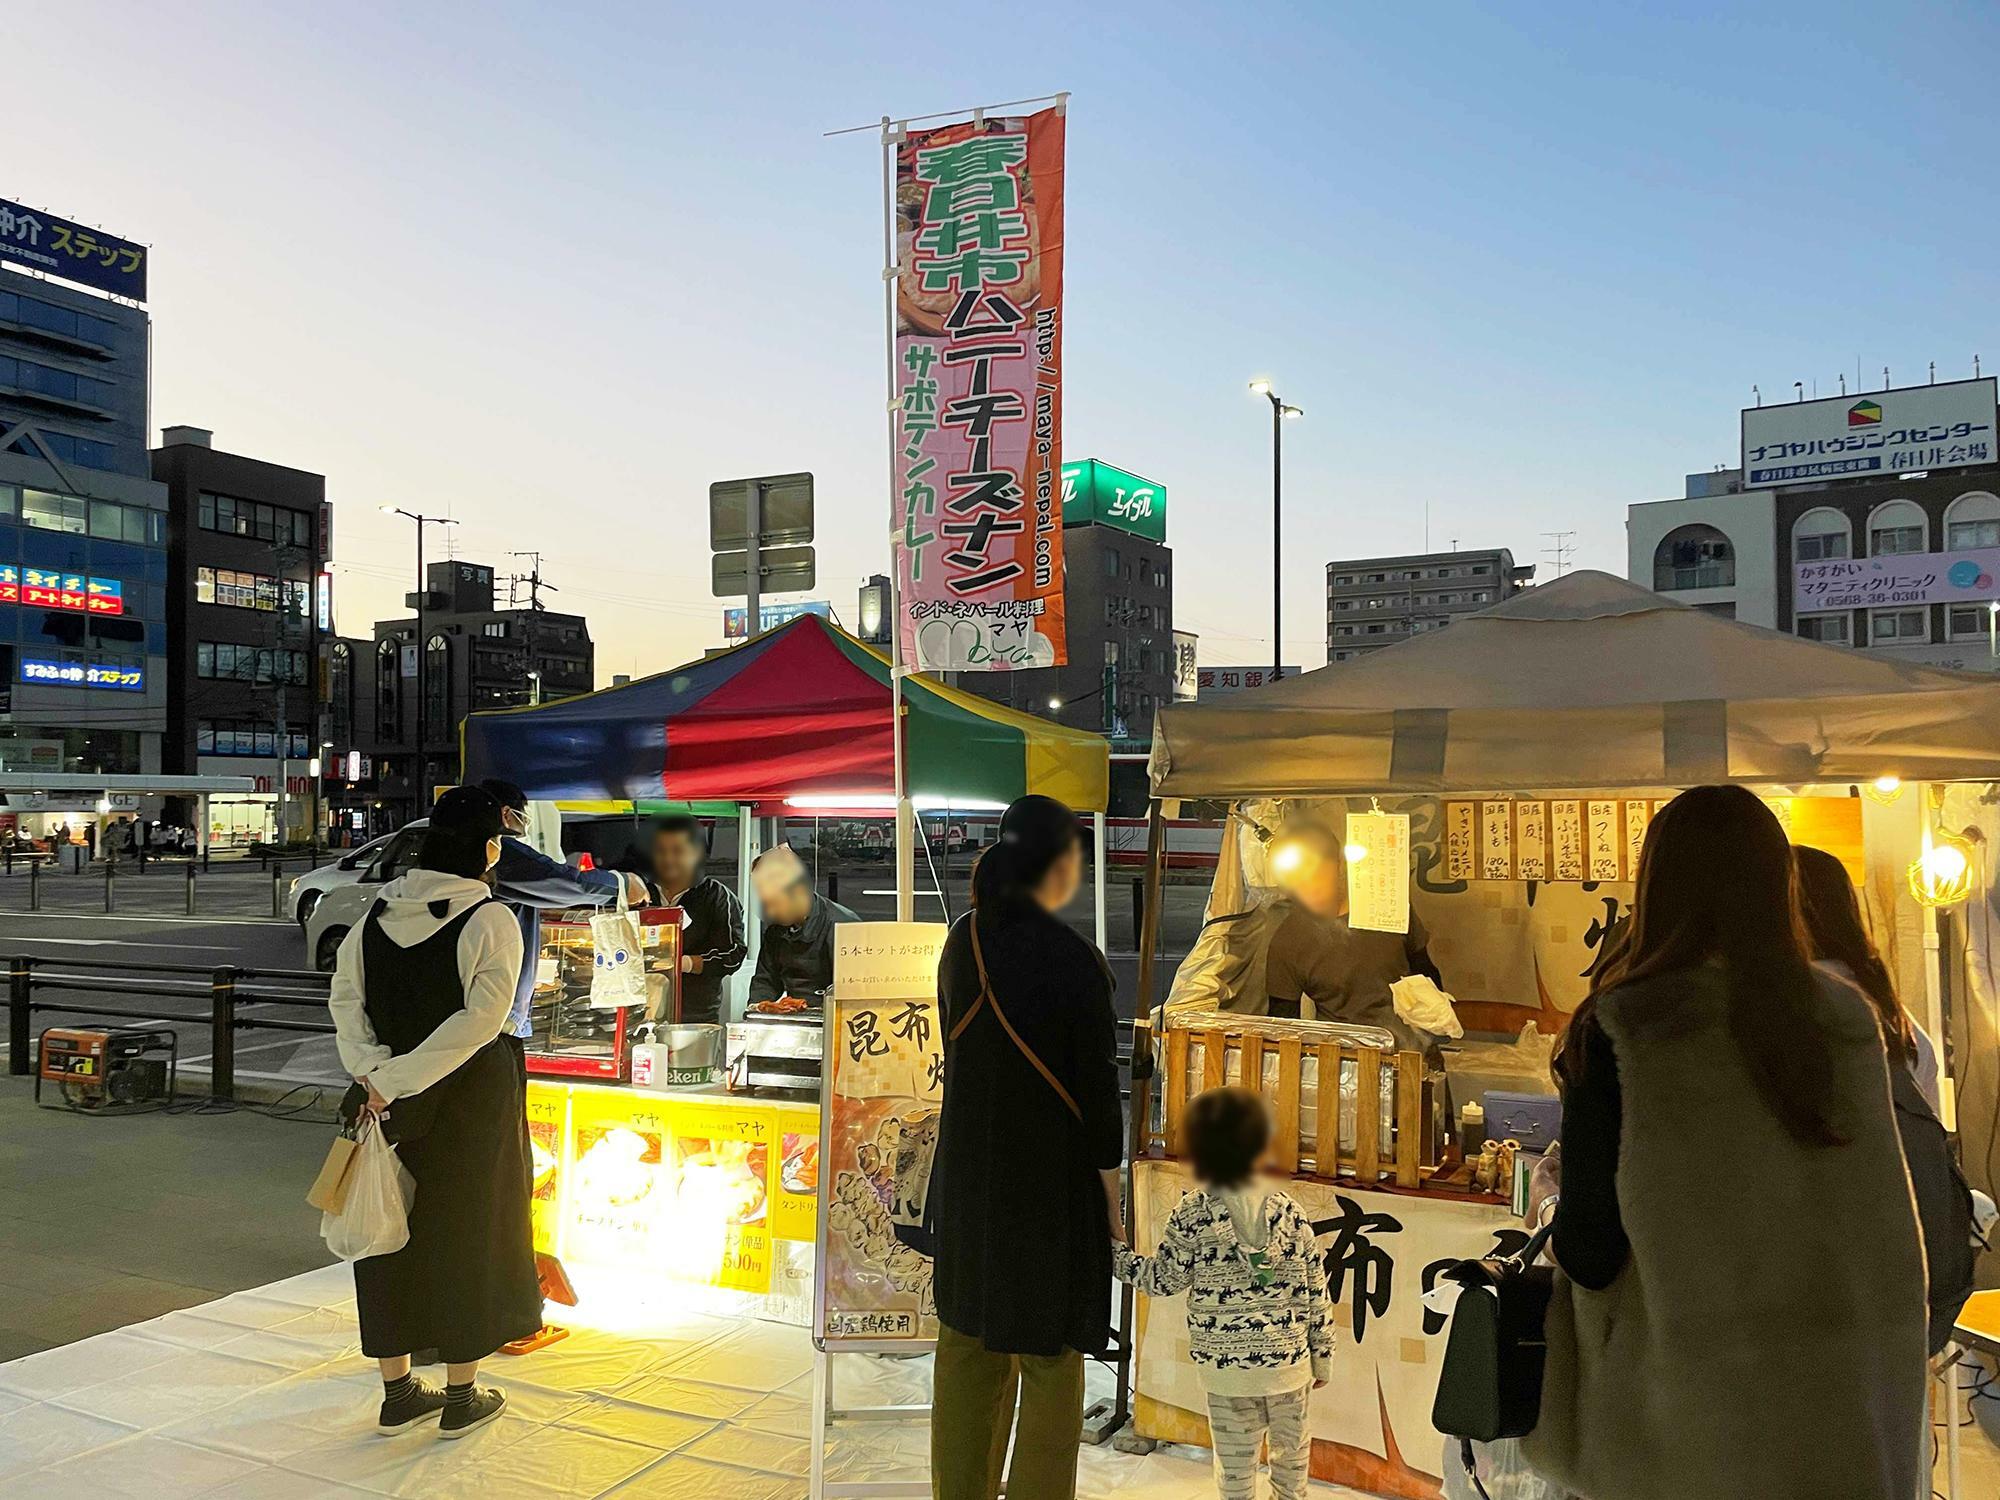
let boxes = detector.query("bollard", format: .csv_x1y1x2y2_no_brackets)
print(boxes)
8,956,31,1076
3,844,10,875
210,967,237,1101
104,862,116,914
185,861,197,916
828,870,840,905
271,870,285,919
28,863,38,913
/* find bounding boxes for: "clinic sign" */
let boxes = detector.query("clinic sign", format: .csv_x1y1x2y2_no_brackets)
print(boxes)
1061,459,1167,542
1742,378,1996,488
0,200,148,301
1796,547,2000,611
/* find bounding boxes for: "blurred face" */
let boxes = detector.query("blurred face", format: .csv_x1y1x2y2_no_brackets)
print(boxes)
653,830,702,891
499,804,529,837
765,879,813,927
1034,840,1084,912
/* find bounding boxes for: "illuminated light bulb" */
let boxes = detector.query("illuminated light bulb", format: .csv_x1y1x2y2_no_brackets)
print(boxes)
1343,842,1369,863
1865,775,1905,805
1909,825,1978,908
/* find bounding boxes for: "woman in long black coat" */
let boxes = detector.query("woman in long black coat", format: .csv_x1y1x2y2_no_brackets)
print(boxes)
329,786,543,1439
929,795,1125,1500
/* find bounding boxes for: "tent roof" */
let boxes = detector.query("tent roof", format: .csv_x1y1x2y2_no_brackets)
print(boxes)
461,613,1108,812
1151,570,2000,797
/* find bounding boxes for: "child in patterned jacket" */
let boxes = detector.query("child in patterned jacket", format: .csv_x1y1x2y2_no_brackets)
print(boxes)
1114,1086,1334,1500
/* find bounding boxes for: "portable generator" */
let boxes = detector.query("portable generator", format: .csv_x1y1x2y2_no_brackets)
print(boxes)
36,1027,178,1111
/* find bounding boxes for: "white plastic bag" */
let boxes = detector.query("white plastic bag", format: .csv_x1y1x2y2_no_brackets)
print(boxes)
590,907,649,1009
1438,1437,1570,1500
1391,973,1464,1039
320,1115,414,1262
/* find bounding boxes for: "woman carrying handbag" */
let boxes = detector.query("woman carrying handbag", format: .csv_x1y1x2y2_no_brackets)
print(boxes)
927,795,1126,1500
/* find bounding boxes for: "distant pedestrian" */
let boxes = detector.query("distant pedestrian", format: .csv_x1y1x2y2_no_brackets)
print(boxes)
328,786,541,1438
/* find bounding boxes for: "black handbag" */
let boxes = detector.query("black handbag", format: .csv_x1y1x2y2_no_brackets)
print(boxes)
1430,1217,1557,1497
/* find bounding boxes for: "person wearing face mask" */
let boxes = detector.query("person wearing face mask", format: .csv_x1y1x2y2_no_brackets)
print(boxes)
328,786,545,1441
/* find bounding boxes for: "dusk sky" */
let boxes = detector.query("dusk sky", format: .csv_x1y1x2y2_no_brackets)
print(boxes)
16,2,1998,679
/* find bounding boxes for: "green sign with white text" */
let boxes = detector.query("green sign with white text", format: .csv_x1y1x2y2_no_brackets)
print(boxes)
1060,459,1167,542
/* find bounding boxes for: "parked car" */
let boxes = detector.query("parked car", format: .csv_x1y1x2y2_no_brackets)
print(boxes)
287,832,397,928
305,821,428,971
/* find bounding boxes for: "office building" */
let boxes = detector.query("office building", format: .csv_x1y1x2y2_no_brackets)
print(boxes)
0,266,169,805
1325,548,1534,662
356,560,593,827
152,426,327,846
959,459,1175,748
1629,377,2000,672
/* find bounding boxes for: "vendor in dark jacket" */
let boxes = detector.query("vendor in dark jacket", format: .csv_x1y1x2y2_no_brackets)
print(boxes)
746,845,857,1003
646,815,747,1025
477,780,648,1036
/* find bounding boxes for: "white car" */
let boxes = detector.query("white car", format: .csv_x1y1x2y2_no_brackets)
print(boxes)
304,822,429,971
288,832,398,928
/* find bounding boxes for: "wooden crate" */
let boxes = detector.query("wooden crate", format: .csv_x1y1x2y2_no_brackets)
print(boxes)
1153,1024,1432,1189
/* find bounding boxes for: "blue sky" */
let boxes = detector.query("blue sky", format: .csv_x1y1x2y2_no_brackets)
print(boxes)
15,2,1998,674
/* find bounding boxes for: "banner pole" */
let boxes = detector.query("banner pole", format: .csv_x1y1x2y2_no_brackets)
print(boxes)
881,115,916,923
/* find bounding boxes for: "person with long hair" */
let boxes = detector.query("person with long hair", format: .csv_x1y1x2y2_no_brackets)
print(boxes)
1526,786,1927,1500
1793,844,1971,1355
928,795,1124,1500
328,786,543,1438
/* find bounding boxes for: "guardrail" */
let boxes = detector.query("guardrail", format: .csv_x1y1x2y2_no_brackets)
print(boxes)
5,955,334,1102
0,858,336,918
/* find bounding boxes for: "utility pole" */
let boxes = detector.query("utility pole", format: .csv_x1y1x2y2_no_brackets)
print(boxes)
507,551,556,611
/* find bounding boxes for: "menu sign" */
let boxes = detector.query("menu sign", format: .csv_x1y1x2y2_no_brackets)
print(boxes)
1442,798,1663,883
817,922,951,1347
1345,811,1410,936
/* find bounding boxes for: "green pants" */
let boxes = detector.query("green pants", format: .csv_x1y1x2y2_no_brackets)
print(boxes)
931,1321,1084,1500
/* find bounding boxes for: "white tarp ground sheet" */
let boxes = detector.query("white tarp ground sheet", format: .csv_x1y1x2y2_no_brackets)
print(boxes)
0,1265,1260,1499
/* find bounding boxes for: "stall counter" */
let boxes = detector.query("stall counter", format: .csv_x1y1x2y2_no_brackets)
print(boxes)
525,1077,819,1312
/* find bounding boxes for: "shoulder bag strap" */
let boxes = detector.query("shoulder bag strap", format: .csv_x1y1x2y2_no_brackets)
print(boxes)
950,915,1083,1122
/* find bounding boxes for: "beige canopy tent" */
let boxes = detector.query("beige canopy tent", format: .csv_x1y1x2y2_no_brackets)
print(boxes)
1149,570,2000,798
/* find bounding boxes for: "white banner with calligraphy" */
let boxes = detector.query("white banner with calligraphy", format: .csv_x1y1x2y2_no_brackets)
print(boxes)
1133,1159,1519,1493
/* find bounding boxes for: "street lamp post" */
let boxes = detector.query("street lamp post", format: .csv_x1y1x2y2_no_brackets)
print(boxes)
1248,381,1303,681
379,506,458,813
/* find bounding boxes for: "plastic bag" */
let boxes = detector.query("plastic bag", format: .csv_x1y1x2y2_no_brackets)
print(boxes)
320,1115,413,1261
1392,973,1464,1039
590,908,649,1009
1437,1437,1570,1500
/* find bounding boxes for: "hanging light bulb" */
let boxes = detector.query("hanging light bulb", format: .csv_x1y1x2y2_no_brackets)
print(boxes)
1865,775,1905,805
1909,823,1978,908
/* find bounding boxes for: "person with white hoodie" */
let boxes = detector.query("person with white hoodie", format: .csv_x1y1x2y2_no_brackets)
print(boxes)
329,785,542,1440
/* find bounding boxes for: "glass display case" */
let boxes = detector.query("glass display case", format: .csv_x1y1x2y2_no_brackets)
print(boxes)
525,905,682,1081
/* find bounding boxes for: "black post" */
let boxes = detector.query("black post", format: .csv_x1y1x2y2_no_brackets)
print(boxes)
210,967,238,1101
103,862,115,914
1272,397,1282,683
8,956,31,1076
27,862,38,913
827,870,840,905
185,861,197,916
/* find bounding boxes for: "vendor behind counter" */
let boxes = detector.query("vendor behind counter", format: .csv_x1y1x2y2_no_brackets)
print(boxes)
747,845,858,1005
1262,823,1441,1054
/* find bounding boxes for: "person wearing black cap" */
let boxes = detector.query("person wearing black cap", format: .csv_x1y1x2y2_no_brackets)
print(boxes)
328,785,543,1440
928,794,1124,1500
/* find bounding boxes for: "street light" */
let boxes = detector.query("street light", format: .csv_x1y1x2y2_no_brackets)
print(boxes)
379,506,458,812
1249,382,1303,681
527,670,543,706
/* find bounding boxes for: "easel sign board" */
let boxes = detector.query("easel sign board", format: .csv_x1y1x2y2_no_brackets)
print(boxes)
815,921,951,1351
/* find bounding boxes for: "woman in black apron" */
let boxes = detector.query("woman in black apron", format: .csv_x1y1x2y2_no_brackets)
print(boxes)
328,785,542,1438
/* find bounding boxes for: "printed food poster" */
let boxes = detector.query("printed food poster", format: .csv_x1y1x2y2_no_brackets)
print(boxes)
773,1108,819,1244
564,1089,671,1270
664,1103,774,1294
821,1093,936,1342
524,1081,568,1255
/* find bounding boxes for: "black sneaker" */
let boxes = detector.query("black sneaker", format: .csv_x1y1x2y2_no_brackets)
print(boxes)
377,1378,448,1434
439,1385,507,1439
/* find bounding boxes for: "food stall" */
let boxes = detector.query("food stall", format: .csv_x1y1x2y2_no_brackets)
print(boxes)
1130,572,2000,1499
459,612,1110,1321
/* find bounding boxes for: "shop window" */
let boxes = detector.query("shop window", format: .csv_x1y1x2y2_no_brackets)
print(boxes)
1796,613,1851,645
21,490,86,534
1945,491,2000,551
1653,523,1736,590
1792,507,1851,562
1867,499,1927,556
1869,608,1928,644
1949,604,1994,641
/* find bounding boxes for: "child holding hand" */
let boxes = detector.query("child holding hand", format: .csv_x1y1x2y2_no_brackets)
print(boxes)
1114,1086,1334,1500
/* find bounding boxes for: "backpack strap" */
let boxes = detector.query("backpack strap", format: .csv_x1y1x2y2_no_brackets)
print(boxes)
949,915,1082,1122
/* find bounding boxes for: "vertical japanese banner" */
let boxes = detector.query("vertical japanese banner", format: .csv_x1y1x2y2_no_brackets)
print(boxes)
893,107,1067,671
817,921,950,1346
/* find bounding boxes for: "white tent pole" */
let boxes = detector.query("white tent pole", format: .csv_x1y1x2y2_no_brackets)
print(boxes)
1093,810,1107,951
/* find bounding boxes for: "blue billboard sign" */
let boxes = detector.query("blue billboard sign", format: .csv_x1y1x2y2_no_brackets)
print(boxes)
0,200,148,302
19,657,145,692
722,599,832,640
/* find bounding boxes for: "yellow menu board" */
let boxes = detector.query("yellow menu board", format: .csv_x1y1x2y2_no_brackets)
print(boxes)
772,1106,820,1245
525,1080,568,1256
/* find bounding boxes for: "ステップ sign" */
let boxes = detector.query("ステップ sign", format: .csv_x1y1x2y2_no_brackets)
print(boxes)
1796,548,2000,610
20,658,143,692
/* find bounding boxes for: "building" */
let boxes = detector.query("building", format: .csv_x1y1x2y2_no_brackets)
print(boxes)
1629,377,2000,672
958,459,1175,748
357,560,593,828
0,266,170,813
1325,548,1535,662
151,425,326,846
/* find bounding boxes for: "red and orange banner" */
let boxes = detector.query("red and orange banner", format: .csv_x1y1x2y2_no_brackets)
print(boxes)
893,106,1066,671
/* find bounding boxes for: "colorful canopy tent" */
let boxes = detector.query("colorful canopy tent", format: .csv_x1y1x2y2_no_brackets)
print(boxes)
1150,570,2000,798
461,613,1108,812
